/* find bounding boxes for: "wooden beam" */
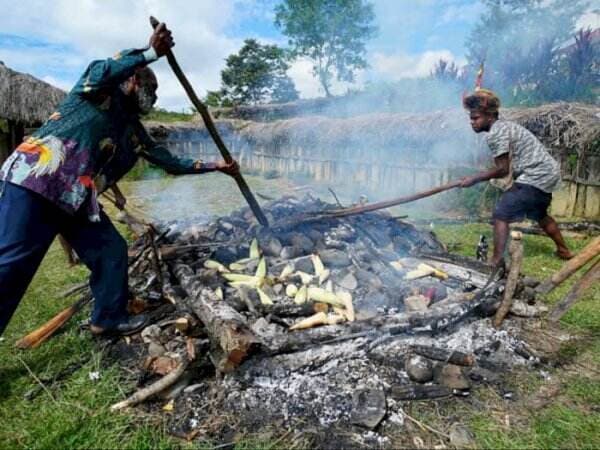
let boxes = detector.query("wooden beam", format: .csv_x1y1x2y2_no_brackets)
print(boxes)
535,236,600,295
549,259,600,322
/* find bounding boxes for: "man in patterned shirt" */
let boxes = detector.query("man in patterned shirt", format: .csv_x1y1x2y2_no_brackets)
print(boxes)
460,89,573,267
0,23,239,337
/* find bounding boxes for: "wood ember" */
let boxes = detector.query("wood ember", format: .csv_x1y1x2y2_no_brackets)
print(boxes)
111,194,550,440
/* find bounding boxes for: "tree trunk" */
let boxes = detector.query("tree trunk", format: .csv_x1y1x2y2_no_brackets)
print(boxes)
266,291,500,355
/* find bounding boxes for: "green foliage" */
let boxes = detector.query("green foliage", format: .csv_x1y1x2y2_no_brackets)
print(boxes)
567,152,578,172
143,107,194,122
205,89,233,108
465,0,595,105
220,39,299,105
275,0,377,97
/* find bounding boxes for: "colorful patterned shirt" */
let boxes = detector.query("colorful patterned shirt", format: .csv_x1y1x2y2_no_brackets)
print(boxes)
486,119,561,193
0,47,208,220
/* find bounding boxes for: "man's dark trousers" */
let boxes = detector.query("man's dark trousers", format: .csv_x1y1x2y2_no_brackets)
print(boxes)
0,182,129,336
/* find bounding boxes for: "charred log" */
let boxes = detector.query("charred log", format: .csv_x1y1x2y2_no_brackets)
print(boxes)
174,263,260,372
410,345,474,366
390,384,452,401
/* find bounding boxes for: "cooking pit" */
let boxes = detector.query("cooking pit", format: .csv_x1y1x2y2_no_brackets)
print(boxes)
111,193,552,445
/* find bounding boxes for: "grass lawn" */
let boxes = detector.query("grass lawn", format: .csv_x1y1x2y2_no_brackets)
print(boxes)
0,222,598,449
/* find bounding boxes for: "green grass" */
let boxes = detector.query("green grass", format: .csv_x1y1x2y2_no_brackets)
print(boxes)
434,224,600,449
1,222,598,449
0,228,186,449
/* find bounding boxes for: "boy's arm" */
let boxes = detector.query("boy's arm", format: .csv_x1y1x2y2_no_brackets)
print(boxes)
459,154,510,187
461,121,511,187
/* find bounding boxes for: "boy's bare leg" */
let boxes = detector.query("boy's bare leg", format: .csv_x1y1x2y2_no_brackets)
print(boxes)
492,219,510,266
538,215,574,259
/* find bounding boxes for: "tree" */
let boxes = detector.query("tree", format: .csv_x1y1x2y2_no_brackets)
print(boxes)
464,0,590,104
562,28,599,100
430,59,462,82
219,39,299,105
205,89,232,108
275,0,377,97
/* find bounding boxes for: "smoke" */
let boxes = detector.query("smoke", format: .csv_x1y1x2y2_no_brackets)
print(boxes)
134,0,594,219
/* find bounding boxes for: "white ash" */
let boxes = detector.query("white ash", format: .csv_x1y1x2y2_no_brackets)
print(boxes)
360,430,391,447
372,318,530,367
214,318,535,429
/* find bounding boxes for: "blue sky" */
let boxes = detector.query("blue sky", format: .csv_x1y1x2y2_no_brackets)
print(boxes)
1,0,598,110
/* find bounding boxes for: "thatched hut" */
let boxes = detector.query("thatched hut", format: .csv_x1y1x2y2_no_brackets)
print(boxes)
0,62,66,163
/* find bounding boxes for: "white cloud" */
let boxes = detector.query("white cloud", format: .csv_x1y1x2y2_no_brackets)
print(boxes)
287,58,368,99
371,50,465,80
577,9,600,29
0,46,84,72
287,59,322,98
0,0,241,110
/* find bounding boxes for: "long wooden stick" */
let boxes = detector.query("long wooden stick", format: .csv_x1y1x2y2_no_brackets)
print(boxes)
272,179,463,231
323,180,462,218
15,294,92,349
535,236,600,295
111,357,189,410
149,16,269,227
549,259,600,322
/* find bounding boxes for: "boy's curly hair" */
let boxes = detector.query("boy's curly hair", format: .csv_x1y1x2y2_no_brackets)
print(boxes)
463,88,500,118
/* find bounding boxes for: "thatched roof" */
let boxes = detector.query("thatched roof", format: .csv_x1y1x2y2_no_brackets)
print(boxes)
236,110,471,150
148,102,600,160
0,62,66,124
504,103,600,156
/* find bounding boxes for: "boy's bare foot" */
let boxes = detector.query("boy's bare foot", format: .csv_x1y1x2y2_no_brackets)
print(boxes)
555,249,574,260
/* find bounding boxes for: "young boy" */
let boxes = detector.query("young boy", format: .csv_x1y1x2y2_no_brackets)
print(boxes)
460,89,573,266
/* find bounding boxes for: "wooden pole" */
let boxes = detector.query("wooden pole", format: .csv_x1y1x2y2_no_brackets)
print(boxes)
149,16,269,227
493,231,524,328
323,180,462,218
535,236,600,295
15,294,92,349
549,259,600,322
